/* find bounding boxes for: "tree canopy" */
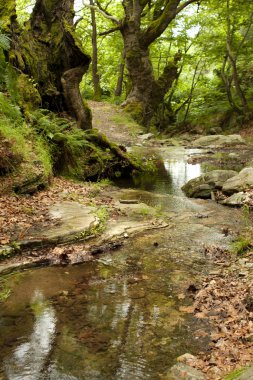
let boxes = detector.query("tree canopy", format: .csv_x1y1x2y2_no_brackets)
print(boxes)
0,0,253,131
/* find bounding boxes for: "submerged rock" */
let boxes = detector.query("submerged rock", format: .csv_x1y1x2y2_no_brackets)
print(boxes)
166,363,205,380
182,170,237,198
222,167,253,195
192,134,245,148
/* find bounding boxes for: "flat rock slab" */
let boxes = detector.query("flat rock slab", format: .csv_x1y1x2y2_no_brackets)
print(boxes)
192,134,245,148
20,201,98,246
100,219,168,244
97,200,168,243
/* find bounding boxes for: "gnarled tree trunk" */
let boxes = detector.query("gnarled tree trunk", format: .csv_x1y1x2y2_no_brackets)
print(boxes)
2,0,92,129
121,24,179,126
119,0,185,127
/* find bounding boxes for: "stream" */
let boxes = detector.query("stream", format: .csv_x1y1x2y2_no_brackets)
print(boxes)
0,147,244,380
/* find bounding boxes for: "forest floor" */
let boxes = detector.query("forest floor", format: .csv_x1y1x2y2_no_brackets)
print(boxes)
1,102,253,379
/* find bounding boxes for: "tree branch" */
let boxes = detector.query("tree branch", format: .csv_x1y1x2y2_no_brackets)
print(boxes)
142,0,199,47
176,0,200,15
82,1,120,24
142,0,181,46
99,26,121,36
95,0,113,17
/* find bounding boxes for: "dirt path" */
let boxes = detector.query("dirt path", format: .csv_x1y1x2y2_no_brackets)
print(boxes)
89,100,143,146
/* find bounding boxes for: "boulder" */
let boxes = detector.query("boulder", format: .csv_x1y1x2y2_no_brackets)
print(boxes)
192,134,245,148
209,127,223,135
13,160,50,194
166,363,205,380
221,192,249,207
182,170,238,199
222,167,253,195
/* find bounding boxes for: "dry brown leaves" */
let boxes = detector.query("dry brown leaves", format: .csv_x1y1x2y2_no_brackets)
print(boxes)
0,177,112,244
190,273,253,379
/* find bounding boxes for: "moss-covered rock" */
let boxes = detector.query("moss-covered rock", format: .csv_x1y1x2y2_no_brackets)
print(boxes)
53,128,140,180
182,170,238,199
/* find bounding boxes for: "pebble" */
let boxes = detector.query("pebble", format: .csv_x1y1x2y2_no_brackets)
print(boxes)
239,271,248,277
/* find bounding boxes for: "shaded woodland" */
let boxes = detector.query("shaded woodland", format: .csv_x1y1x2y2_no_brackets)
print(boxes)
0,0,252,191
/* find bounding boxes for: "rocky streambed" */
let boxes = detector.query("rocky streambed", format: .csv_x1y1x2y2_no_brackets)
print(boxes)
1,137,253,380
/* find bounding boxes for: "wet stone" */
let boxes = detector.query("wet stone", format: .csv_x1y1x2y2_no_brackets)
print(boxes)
166,363,205,380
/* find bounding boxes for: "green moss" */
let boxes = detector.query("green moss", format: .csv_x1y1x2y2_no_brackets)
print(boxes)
0,116,30,160
126,49,142,60
124,101,144,124
35,138,52,177
0,92,23,125
231,235,251,256
16,73,41,113
0,0,17,32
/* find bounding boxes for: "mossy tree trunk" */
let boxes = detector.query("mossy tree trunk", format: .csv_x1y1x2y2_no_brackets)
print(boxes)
1,0,92,129
99,0,198,127
90,0,102,101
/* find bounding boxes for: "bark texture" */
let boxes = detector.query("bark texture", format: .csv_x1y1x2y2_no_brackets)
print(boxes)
117,0,192,127
3,0,92,129
90,0,102,100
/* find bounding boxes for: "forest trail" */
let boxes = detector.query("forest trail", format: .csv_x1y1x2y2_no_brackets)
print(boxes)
89,101,143,146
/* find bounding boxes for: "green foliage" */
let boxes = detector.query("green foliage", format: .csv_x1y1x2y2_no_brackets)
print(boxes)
0,284,11,302
0,93,52,180
0,92,23,125
231,235,251,256
0,114,29,160
96,206,109,224
0,31,10,51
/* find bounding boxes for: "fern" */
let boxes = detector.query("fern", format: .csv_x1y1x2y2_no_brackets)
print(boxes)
4,65,20,103
0,32,10,51
0,92,23,126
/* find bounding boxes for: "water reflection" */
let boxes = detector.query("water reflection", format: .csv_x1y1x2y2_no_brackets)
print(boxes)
0,233,211,380
163,159,201,194
116,147,203,196
4,290,56,380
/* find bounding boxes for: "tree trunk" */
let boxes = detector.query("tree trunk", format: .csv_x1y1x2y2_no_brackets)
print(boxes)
90,0,102,101
114,53,125,97
226,0,248,113
219,55,242,114
122,27,179,126
3,0,92,129
119,0,182,127
121,35,154,124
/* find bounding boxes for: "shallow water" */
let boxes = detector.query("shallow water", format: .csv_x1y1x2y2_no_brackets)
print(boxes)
0,146,236,380
116,147,204,196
